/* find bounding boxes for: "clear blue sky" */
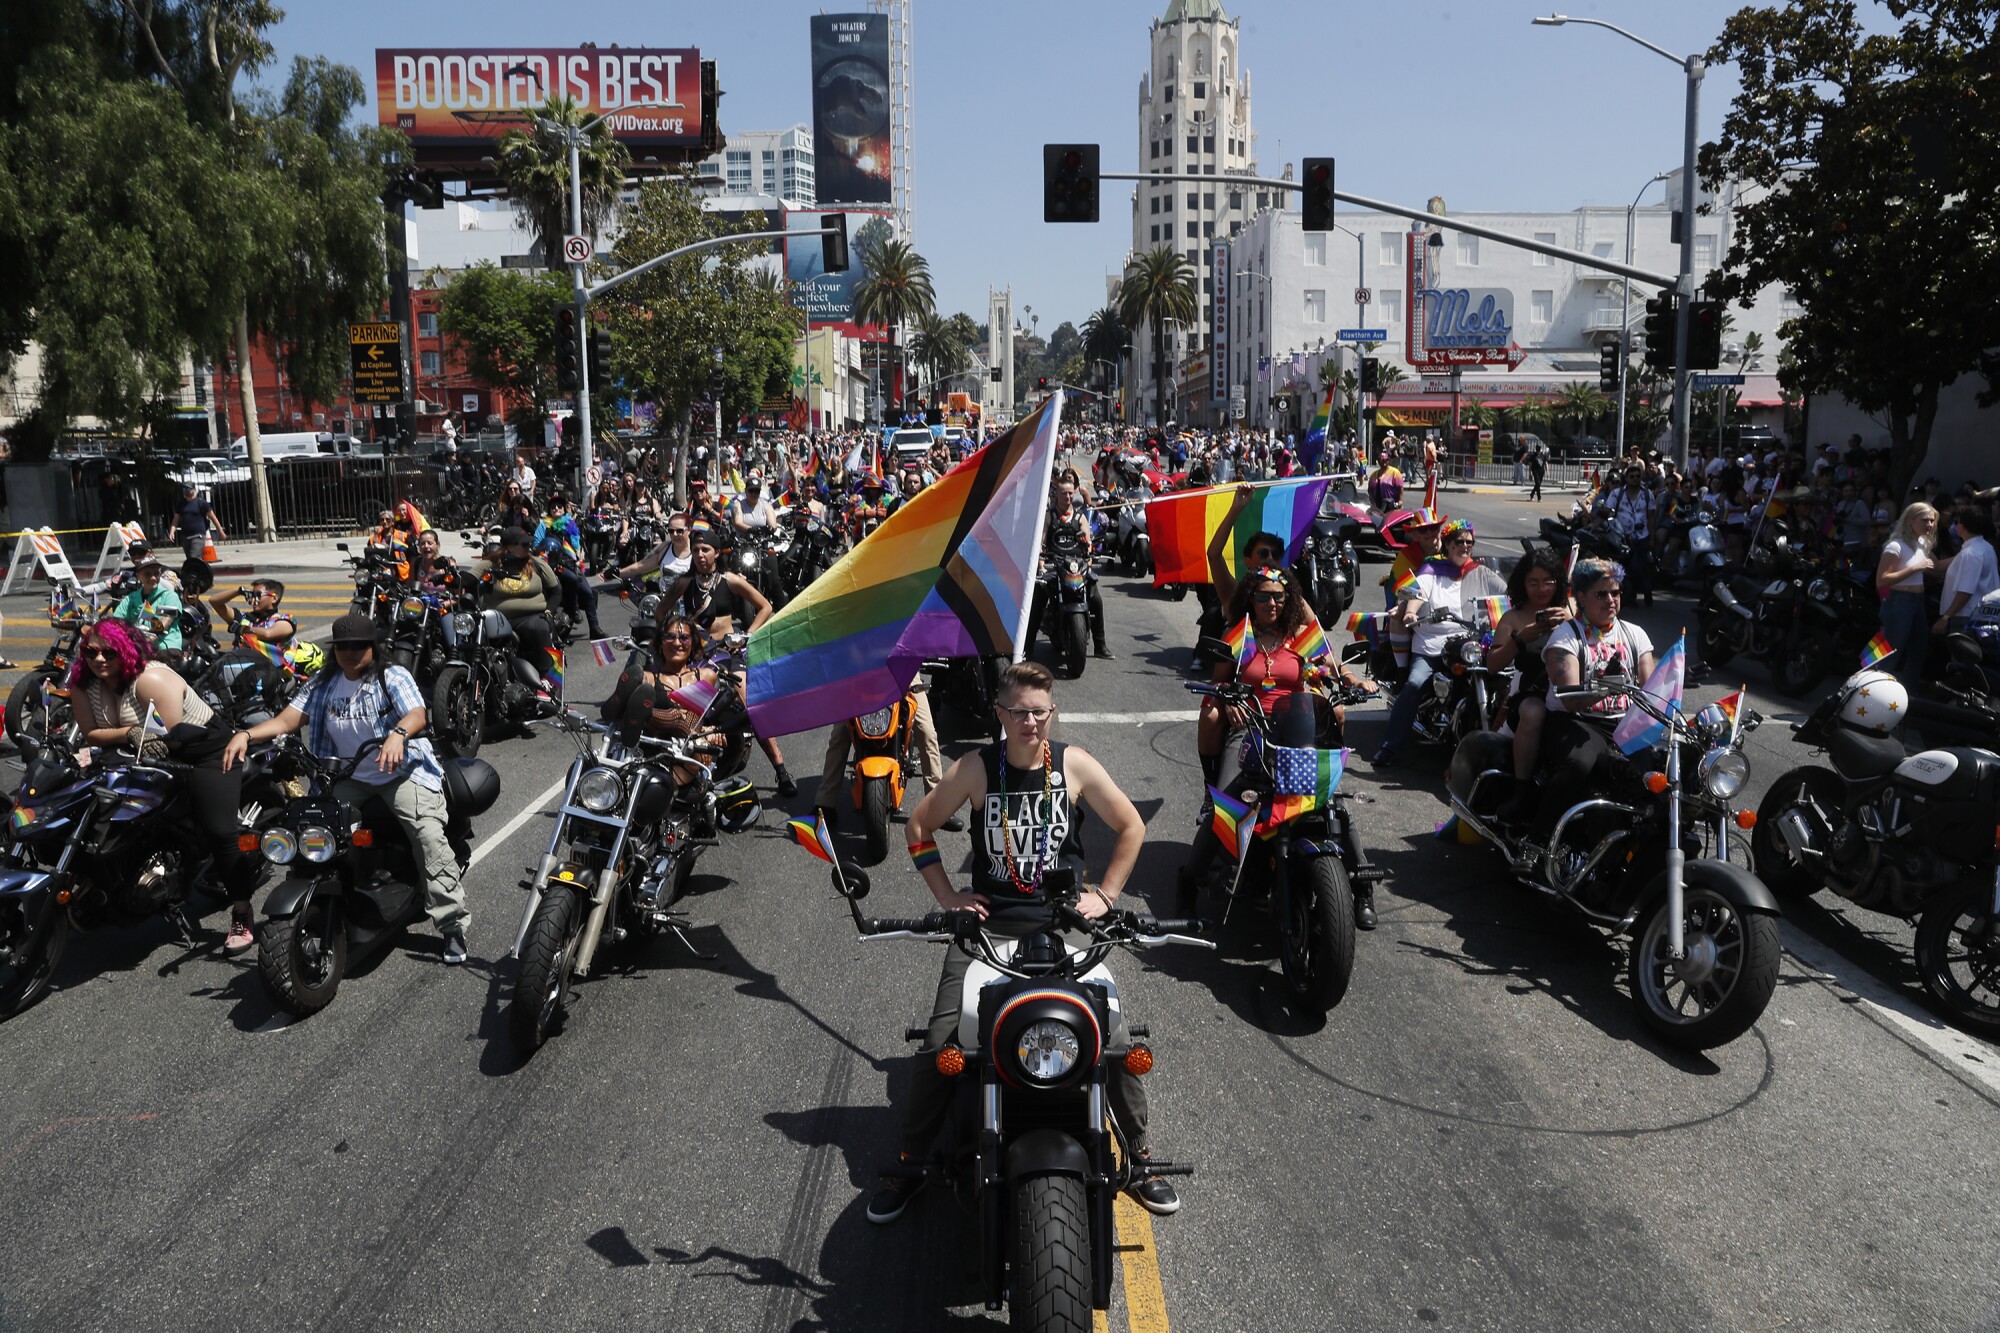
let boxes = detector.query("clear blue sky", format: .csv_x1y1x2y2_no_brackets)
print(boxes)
263,0,1820,337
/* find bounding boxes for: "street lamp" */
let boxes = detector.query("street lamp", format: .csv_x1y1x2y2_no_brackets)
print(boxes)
1533,13,1704,467
1616,172,1672,457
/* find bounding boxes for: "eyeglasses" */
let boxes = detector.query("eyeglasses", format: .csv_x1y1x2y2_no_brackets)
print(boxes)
661,632,692,642
1000,706,1053,723
1592,588,1624,600
1447,538,1475,548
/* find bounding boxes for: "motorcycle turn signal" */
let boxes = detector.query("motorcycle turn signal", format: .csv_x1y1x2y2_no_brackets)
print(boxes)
1123,1044,1155,1077
935,1045,966,1077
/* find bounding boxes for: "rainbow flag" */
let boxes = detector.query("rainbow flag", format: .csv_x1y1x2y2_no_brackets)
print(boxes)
1389,566,1419,600
1481,596,1510,629
1285,617,1329,662
1859,631,1896,669
242,635,297,674
786,813,838,865
1207,785,1253,861
1253,741,1348,837
1712,688,1743,731
1299,382,1336,473
747,395,1062,738
544,647,564,697
1222,615,1257,672
1143,477,1332,587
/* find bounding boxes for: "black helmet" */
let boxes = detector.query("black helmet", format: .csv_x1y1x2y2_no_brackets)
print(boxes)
442,757,501,818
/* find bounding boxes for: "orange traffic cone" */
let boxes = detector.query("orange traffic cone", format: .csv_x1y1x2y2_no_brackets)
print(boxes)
201,533,219,562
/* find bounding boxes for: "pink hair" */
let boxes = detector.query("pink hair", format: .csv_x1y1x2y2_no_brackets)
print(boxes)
67,617,152,691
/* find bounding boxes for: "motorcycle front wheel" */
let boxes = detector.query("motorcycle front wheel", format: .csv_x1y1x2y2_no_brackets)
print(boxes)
860,775,894,866
259,895,347,1018
5,669,66,755
1629,880,1780,1050
428,664,483,759
0,893,67,1018
1060,610,1088,680
1012,1172,1092,1333
1774,633,1827,697
1915,879,2000,1038
511,888,584,1054
1280,857,1356,1013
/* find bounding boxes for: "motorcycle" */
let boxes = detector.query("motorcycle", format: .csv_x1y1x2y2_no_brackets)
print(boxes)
337,541,404,628
1179,675,1381,1012
255,735,500,1017
381,587,452,684
426,605,552,759
1753,659,2000,1035
1037,527,1095,680
1659,508,1728,591
507,703,761,1052
1443,669,1783,1050
0,728,285,1017
1397,608,1506,751
1113,485,1153,577
844,691,919,866
925,654,1003,741
731,526,789,607
777,506,840,602
837,867,1207,1331
1697,538,1827,696
5,586,106,754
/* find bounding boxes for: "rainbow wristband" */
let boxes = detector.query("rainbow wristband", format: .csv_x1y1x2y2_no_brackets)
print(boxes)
909,839,941,871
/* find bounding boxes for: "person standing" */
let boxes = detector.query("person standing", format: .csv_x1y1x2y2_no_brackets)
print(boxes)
1876,502,1938,683
1935,508,1998,636
1526,440,1547,502
510,450,537,501
166,482,225,563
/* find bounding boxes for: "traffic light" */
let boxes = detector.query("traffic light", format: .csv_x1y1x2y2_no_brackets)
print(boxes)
1036,376,1049,391
1642,293,1678,372
554,306,581,394
823,212,850,274
588,324,613,392
1686,300,1723,371
1359,358,1379,394
1301,157,1336,233
1042,144,1100,224
1599,338,1621,393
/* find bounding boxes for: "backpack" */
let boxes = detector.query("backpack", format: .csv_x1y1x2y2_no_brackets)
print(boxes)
193,647,295,729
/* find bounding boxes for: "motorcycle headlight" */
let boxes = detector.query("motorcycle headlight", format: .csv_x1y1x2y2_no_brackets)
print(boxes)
1015,1019,1082,1082
857,707,895,736
261,827,298,864
1698,748,1751,800
1807,578,1831,602
297,825,337,863
575,767,625,814
400,596,427,618
1459,639,1486,666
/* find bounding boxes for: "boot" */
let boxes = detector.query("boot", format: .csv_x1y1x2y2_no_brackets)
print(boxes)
1353,883,1378,932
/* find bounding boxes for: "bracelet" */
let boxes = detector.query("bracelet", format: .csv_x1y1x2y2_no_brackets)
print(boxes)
908,839,941,871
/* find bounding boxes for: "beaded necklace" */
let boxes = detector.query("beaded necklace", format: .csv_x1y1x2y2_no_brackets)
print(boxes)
995,740,1054,893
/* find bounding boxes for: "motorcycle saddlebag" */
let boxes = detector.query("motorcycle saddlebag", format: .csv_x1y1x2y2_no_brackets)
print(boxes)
1446,732,1515,809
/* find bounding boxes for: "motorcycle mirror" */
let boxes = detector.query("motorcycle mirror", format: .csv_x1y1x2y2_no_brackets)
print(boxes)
335,542,350,552
833,862,870,902
1193,636,1234,667
1040,866,1078,899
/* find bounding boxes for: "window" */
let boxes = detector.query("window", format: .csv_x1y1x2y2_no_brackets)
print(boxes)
1591,241,1613,258
1302,233,1326,267
1256,192,1269,209
1187,249,1199,267
1780,289,1802,317
1303,290,1327,324
1203,165,1215,175
1203,193,1214,210
1695,234,1717,267
1187,135,1198,153
1186,193,1197,209
1457,234,1479,265
1533,231,1557,267
1151,225,1160,242
1163,193,1174,211
1150,140,1160,160
1164,83,1174,102
1203,277,1212,295
420,351,442,376
417,312,438,337
1380,232,1399,265
1203,221,1214,238
1530,290,1554,324
1194,82,1206,99
1186,222,1197,239
1201,249,1212,266
1380,289,1402,325
1149,197,1159,215
1229,190,1242,209
1203,137,1215,154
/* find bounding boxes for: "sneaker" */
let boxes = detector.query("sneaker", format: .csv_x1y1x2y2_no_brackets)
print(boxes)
866,1172,923,1225
223,918,256,954
774,765,799,799
938,814,965,833
442,931,468,965
1093,647,1117,660
1369,745,1397,768
1130,1155,1181,1216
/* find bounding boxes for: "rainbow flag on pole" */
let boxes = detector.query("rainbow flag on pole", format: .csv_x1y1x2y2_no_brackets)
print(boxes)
1284,616,1329,662
747,395,1062,738
1299,382,1336,473
1222,615,1257,672
1207,785,1253,861
1859,631,1896,670
786,812,838,865
1143,477,1333,587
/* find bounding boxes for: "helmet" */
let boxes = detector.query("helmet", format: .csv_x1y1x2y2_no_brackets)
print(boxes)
287,640,327,677
712,775,762,832
442,757,502,818
1836,669,1907,734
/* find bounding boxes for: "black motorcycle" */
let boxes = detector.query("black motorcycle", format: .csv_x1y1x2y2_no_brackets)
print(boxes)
777,506,841,602
1037,527,1095,680
838,867,1207,1331
1697,538,1826,696
426,606,551,759
380,587,452,684
507,697,761,1052
255,736,500,1017
1398,607,1506,751
730,526,789,607
1754,659,2000,1036
1444,670,1783,1050
337,541,404,628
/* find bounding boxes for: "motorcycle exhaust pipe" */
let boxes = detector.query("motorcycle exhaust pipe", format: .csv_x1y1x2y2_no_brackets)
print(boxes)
1775,809,1818,861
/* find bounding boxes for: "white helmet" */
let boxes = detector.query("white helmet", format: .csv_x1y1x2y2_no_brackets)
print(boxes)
1837,669,1908,734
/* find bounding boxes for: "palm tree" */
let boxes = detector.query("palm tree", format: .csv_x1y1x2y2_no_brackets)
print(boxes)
1117,247,1197,428
494,97,631,264
854,237,936,413
908,311,969,402
1080,305,1128,392
1555,384,1609,441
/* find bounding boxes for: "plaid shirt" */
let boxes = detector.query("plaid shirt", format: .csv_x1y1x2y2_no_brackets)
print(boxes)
284,664,444,791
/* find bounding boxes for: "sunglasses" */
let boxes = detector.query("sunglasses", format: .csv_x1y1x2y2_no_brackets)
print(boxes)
81,646,115,660
1252,591,1287,603
661,632,693,642
332,640,373,651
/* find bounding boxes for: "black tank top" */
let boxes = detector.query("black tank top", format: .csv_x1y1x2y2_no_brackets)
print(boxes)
972,740,1088,909
680,573,747,629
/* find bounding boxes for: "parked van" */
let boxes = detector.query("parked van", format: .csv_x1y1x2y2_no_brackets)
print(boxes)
228,432,328,464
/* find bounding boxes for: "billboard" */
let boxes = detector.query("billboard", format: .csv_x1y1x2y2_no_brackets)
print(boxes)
376,48,704,167
809,16,892,205
786,209,894,335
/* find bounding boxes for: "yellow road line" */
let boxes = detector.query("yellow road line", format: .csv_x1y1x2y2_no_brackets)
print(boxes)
1112,1190,1172,1333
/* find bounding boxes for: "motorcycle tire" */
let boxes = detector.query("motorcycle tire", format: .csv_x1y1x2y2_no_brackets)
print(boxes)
1316,577,1351,622
429,664,483,759
1060,611,1088,680
1774,635,1827,698
1012,1172,1092,1333
511,888,584,1054
0,894,67,1018
860,775,894,867
1628,878,1781,1050
1281,857,1357,1014
1915,879,2000,1038
1751,767,1846,901
259,895,347,1018
6,669,66,755
1697,615,1738,670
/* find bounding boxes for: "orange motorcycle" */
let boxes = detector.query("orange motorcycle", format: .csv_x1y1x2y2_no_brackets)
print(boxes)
848,692,918,865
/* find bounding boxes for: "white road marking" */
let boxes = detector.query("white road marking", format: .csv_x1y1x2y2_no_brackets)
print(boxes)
1782,923,2000,1103
1060,710,1199,725
465,775,569,870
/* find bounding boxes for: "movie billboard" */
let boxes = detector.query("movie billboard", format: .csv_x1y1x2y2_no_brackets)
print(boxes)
785,209,894,335
376,48,703,167
809,16,892,205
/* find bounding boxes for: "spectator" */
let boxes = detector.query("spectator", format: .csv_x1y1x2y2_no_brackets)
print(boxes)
511,450,537,500
1877,502,1938,682
166,482,226,563
1936,508,1998,636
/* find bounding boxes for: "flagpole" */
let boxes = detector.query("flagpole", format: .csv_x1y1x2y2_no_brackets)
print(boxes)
1730,682,1746,748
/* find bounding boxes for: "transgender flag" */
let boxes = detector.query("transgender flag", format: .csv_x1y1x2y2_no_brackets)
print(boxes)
1612,634,1686,756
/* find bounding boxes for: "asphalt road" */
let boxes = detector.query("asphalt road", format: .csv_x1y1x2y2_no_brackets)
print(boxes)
3,485,1999,1332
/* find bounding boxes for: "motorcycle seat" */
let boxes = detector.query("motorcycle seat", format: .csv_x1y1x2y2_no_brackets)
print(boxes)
1828,725,1906,780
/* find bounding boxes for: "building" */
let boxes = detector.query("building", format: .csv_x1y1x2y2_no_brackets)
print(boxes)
1127,0,1270,425
1221,171,1795,443
693,124,817,212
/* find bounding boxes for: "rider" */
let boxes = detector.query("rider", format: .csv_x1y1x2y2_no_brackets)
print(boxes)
1029,468,1113,661
533,492,607,642
599,612,727,788
224,612,470,965
1482,546,1572,824
614,513,694,588
728,470,779,533
407,528,463,601
113,557,184,653
870,660,1179,1224
681,478,726,533
662,526,797,798
847,475,890,546
1194,527,1288,779
1370,518,1504,767
1534,558,1657,830
206,578,295,649
480,527,560,686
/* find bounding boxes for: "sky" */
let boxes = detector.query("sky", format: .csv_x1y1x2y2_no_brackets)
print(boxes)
261,0,1820,338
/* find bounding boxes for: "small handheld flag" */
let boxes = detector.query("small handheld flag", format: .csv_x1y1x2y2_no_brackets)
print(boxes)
1712,687,1743,736
1481,596,1510,630
1223,615,1257,672
1207,785,1253,861
1859,631,1896,670
589,638,619,668
667,676,719,717
1611,634,1687,756
544,647,565,697
786,813,838,865
1284,617,1330,662
1389,566,1419,600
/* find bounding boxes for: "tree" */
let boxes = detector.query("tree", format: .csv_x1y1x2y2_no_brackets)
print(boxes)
494,96,630,264
1117,246,1197,428
1554,383,1609,440
1702,0,2000,491
433,262,571,433
908,311,971,403
853,235,935,414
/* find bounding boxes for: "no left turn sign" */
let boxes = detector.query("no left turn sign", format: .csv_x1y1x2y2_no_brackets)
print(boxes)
563,235,591,264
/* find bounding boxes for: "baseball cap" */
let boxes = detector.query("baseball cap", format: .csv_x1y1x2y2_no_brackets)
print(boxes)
329,612,377,645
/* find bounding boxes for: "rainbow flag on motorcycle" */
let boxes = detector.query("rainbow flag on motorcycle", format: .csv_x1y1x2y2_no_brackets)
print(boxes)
1222,615,1257,672
1142,477,1332,587
1284,616,1329,662
1207,785,1254,861
1250,736,1348,837
746,395,1062,738
1298,382,1336,473
786,812,838,865
1611,634,1686,755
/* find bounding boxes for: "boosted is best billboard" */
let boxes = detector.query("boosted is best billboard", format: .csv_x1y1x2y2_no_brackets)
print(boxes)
809,15,892,205
376,48,704,166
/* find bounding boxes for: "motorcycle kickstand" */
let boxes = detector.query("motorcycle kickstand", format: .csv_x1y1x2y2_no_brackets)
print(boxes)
663,919,715,960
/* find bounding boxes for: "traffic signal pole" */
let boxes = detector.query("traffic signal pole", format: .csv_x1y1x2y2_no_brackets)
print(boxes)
567,129,595,485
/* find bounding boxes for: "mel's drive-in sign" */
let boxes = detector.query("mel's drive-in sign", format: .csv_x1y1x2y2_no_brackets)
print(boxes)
376,48,705,165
